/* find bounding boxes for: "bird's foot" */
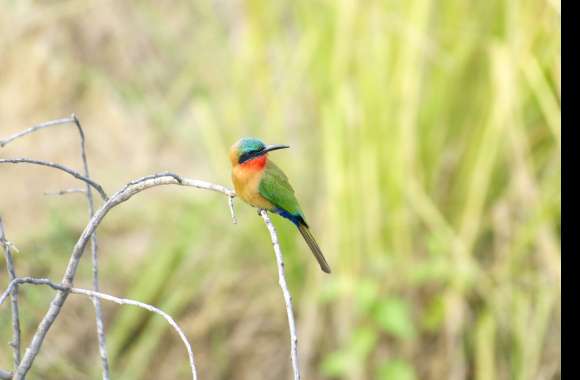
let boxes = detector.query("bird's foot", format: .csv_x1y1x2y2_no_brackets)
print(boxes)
257,208,266,216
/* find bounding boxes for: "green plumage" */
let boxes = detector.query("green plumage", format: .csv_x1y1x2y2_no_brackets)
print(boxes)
231,137,331,273
259,161,304,217
258,160,331,273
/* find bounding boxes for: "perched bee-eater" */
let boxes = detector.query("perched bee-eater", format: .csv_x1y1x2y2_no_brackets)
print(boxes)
230,137,331,273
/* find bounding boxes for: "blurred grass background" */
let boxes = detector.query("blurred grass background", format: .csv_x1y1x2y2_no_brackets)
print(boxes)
0,0,560,379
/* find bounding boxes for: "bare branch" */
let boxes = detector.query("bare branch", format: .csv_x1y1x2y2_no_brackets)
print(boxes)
0,278,66,305
259,210,301,380
0,277,198,380
1,114,112,377
13,173,234,379
0,158,108,201
0,217,21,368
0,369,12,380
2,117,308,380
0,116,75,148
71,115,110,379
70,287,197,380
44,188,87,196
228,195,238,224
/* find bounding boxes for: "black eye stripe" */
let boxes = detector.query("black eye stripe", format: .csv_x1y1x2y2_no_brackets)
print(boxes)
239,147,265,164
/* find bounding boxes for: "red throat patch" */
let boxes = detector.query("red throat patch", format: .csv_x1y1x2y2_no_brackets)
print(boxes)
240,155,267,170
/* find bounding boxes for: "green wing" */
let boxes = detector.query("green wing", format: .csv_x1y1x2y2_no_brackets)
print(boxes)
259,160,304,217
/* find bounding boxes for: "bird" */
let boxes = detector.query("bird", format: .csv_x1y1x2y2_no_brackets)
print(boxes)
229,137,331,273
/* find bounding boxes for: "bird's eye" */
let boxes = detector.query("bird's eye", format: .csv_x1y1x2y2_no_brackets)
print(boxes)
239,145,266,163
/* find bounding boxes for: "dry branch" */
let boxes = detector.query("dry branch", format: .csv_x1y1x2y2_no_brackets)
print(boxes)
1,114,112,378
0,218,21,368
1,116,304,380
228,195,238,224
0,277,197,380
0,158,108,201
0,117,77,148
12,173,233,379
43,188,87,196
71,115,110,379
0,369,11,380
260,210,301,380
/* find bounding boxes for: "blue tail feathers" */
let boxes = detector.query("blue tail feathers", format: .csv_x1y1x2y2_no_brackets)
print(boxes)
274,208,307,227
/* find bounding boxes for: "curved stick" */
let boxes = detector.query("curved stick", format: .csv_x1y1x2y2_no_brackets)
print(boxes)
1,114,112,379
12,173,234,380
0,277,197,380
0,158,108,201
2,118,303,380
71,115,111,379
0,116,76,147
259,210,301,380
0,218,21,368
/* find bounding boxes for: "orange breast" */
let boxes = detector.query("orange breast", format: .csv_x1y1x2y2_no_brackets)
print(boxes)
232,156,274,210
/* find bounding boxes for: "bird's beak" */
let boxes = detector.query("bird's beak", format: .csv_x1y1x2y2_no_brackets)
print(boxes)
263,144,290,153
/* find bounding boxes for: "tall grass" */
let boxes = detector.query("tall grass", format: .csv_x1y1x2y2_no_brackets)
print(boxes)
0,0,560,379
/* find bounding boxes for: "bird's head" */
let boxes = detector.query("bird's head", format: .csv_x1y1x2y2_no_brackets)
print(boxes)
229,137,289,166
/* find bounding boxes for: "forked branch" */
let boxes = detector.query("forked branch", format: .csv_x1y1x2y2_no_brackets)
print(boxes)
0,218,21,369
1,114,112,378
1,116,303,380
10,173,233,379
0,277,197,380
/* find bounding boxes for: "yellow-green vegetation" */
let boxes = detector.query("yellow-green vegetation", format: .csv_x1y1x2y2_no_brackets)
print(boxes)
0,1,560,379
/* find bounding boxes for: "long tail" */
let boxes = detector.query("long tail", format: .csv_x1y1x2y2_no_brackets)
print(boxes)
297,223,332,274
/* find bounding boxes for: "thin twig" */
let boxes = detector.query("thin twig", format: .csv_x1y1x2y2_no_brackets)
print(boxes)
0,277,198,380
1,115,111,377
72,114,110,379
0,116,75,148
2,117,308,380
1,241,19,254
0,369,12,380
0,158,108,201
0,217,21,368
259,210,301,380
0,278,66,305
228,195,238,224
71,288,196,380
13,173,234,380
1,117,304,380
44,188,87,196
